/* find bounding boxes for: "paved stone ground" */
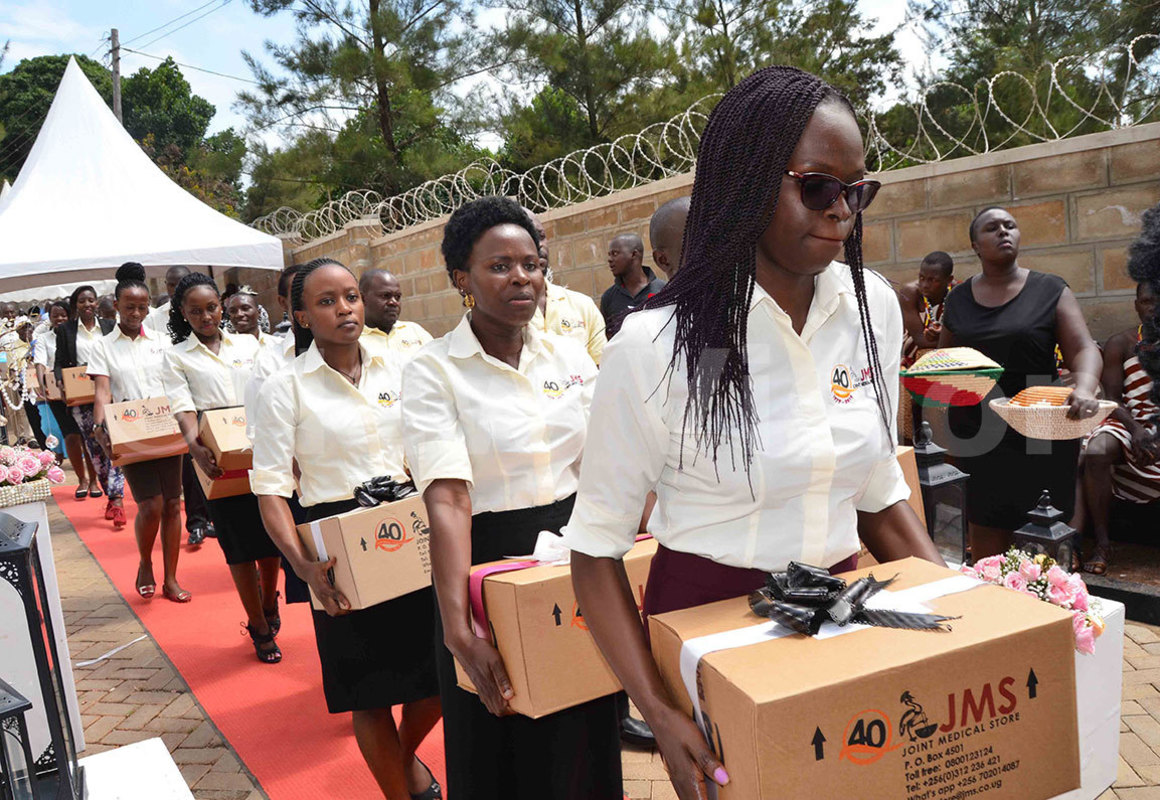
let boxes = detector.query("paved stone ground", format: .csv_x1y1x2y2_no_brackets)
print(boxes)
45,491,1160,799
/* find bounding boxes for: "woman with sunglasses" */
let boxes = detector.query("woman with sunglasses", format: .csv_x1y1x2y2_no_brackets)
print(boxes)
562,67,946,800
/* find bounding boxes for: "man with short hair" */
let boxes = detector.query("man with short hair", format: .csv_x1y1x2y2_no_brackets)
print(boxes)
358,268,432,359
600,232,665,338
649,196,690,280
524,210,608,365
899,251,956,366
97,295,117,323
144,265,191,335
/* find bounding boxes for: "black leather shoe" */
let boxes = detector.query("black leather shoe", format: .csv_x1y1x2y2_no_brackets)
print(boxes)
620,714,657,748
204,522,217,539
187,525,207,547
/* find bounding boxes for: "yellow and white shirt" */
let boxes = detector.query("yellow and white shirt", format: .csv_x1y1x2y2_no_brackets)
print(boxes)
250,340,407,507
361,320,433,361
244,332,297,441
86,325,169,403
531,282,607,366
402,314,598,514
144,302,171,337
160,332,260,414
564,262,908,572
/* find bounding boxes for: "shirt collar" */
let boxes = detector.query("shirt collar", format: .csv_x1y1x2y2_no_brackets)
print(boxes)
446,313,544,366
618,265,660,290
110,323,156,343
178,330,236,354
749,262,852,340
300,338,384,375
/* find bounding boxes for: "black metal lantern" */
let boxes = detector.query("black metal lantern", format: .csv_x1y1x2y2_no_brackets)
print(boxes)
0,677,36,800
0,511,85,799
1013,490,1079,572
913,420,971,564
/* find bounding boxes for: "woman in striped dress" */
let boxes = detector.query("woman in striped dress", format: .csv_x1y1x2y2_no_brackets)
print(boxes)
1079,280,1159,574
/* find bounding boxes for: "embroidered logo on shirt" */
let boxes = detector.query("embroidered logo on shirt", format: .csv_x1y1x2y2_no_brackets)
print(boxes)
831,364,873,404
378,390,399,407
543,374,585,399
559,317,586,332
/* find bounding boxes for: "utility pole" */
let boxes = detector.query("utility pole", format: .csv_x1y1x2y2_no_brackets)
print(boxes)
110,28,122,123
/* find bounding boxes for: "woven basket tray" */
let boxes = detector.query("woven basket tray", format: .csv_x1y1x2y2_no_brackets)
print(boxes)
901,369,1003,408
0,478,52,509
989,399,1117,440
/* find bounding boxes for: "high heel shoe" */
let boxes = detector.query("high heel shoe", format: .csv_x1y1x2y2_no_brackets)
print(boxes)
244,623,282,664
263,591,282,636
410,757,442,800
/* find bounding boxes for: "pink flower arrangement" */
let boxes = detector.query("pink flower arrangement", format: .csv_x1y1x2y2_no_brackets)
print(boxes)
962,548,1103,655
0,444,66,488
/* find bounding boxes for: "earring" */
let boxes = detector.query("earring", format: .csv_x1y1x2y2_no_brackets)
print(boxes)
463,294,475,310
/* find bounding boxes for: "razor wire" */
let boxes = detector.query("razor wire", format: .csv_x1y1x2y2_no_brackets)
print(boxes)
252,35,1160,240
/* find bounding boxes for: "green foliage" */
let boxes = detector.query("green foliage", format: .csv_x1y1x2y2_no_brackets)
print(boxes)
241,0,485,196
242,133,331,222
0,54,112,182
122,57,216,154
498,87,594,172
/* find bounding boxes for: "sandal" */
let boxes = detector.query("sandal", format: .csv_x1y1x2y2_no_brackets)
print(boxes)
263,591,282,637
410,758,442,800
244,623,282,664
75,487,87,500
1084,545,1111,576
162,585,192,604
88,487,103,498
135,566,155,599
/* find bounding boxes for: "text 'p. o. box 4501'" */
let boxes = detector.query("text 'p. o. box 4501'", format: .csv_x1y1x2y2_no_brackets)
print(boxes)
297,494,432,612
650,557,1080,800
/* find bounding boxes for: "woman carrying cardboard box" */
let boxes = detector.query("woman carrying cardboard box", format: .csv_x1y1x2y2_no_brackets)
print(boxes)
562,68,947,800
160,272,285,663
251,258,443,800
400,196,617,800
53,284,124,526
89,263,189,604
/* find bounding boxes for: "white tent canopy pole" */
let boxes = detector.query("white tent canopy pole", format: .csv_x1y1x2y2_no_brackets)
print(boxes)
0,58,283,291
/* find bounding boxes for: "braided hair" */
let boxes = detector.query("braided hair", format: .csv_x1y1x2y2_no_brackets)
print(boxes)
1128,202,1160,410
642,66,892,474
114,263,148,299
290,258,349,356
168,272,219,344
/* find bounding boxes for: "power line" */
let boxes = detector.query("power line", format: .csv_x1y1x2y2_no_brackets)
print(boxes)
136,0,234,51
121,0,224,47
121,48,260,85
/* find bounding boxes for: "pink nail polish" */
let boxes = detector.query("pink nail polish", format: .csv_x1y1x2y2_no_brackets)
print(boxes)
713,767,730,785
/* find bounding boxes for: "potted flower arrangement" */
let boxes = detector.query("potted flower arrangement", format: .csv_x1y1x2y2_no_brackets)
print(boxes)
0,438,66,508
961,549,1105,654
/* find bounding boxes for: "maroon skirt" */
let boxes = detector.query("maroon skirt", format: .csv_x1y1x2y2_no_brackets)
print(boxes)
641,545,860,633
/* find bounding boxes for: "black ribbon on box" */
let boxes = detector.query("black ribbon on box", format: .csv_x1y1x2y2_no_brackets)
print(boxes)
354,476,418,508
748,561,957,636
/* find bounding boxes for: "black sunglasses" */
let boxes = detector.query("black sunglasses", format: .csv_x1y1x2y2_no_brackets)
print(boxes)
785,170,881,214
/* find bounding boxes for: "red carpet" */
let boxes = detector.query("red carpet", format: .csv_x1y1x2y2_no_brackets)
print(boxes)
54,486,446,800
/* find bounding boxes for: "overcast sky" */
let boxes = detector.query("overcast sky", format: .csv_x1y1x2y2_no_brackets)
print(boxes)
1,0,933,150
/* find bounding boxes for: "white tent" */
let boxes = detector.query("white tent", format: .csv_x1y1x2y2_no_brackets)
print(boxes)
0,58,282,291
0,180,10,208
5,279,119,306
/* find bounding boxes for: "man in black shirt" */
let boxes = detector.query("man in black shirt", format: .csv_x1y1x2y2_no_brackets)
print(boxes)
600,232,666,337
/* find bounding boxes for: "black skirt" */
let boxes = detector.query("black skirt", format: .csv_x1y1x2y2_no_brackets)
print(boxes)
306,498,439,713
434,494,622,800
48,399,80,437
205,492,281,565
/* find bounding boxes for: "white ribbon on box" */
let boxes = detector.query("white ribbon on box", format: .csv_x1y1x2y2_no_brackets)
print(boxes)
308,520,329,562
678,574,982,799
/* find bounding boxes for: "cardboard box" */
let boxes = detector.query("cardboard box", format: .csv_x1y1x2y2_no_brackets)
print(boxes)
296,494,432,612
897,445,925,523
455,537,658,718
45,375,63,402
105,397,189,467
650,557,1080,800
62,366,95,407
192,458,251,499
198,408,252,472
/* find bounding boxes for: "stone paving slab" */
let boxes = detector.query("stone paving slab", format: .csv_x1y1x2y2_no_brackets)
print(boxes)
45,491,1160,799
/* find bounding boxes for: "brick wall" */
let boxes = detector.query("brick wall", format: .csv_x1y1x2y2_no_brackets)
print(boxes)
282,121,1160,342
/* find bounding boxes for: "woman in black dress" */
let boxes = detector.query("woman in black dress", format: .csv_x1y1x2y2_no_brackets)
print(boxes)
940,207,1102,559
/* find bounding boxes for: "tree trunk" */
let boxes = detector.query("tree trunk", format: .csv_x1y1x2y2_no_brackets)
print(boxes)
368,0,398,155
573,0,600,139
